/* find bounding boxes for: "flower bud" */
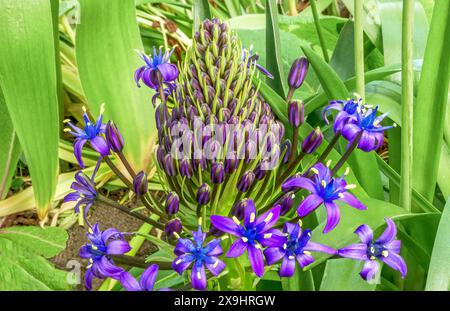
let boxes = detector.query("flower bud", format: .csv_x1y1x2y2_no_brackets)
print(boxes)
276,191,296,215
288,100,305,128
165,219,182,238
165,192,180,215
237,171,255,193
133,171,148,196
196,183,210,205
164,154,176,176
105,121,124,153
211,162,225,184
232,199,248,219
180,158,193,178
156,146,165,169
301,127,323,154
281,139,292,164
288,57,309,90
253,163,267,180
225,152,238,174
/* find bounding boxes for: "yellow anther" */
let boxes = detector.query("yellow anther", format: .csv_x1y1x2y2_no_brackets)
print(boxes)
381,250,389,258
288,255,295,260
264,233,272,239
393,123,397,127
213,261,219,268
100,103,105,114
303,251,311,255
63,128,71,132
197,272,202,279
86,264,92,269
232,216,240,225
370,256,376,260
173,232,180,239
370,246,375,253
221,235,229,241
326,160,332,167
264,212,273,223
82,106,87,112
338,193,344,198
298,219,303,226
89,258,93,263
87,122,91,126
198,217,202,226
291,193,296,199
345,184,357,190
176,259,182,265
249,213,256,223
310,168,319,175
63,119,71,123
88,228,93,234
91,245,98,250
254,243,262,249
373,120,380,127
344,167,350,176
321,180,327,187
241,237,248,242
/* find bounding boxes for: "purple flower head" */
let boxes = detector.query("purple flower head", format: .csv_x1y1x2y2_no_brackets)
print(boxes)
133,171,148,197
237,171,255,193
119,264,159,291
282,163,366,233
64,171,97,219
172,224,226,290
165,192,180,215
211,162,225,184
288,57,309,90
264,222,336,277
79,223,131,290
323,98,361,133
338,218,407,281
342,105,396,152
288,100,305,128
242,47,274,79
210,201,284,278
135,47,178,91
165,219,182,238
105,121,124,153
64,105,110,168
196,183,211,205
301,127,323,154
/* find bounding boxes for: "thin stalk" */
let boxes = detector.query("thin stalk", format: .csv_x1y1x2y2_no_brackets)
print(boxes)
310,0,330,62
330,131,363,176
400,0,414,212
288,0,298,16
287,127,299,166
354,0,365,97
110,254,172,270
117,151,136,178
315,131,341,164
104,157,134,190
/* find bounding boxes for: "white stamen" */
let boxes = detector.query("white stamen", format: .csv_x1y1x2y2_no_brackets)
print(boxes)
197,272,201,279
283,243,287,250
338,193,344,198
173,232,180,239
344,167,350,176
221,235,229,241
176,259,182,265
303,251,311,255
232,216,240,225
288,255,295,260
249,212,256,223
63,119,71,123
311,168,319,175
321,180,327,187
82,106,87,112
326,160,332,167
198,217,202,226
100,103,105,114
393,123,397,127
381,250,389,258
264,212,273,223
370,256,376,260
345,184,357,190
63,128,71,132
241,237,248,242
264,233,272,239
213,261,219,268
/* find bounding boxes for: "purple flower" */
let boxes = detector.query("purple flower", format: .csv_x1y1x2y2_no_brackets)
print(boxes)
210,201,284,278
135,47,178,91
264,222,336,277
282,163,366,233
342,105,396,152
79,223,131,290
338,218,407,281
119,264,159,291
64,171,97,219
64,106,110,168
322,98,360,133
172,224,226,290
275,191,296,216
288,57,309,90
242,48,274,79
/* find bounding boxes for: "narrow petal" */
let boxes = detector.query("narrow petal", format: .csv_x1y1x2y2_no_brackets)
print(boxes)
296,253,314,268
342,123,361,142
385,240,401,253
360,260,379,281
256,205,281,232
64,192,80,203
119,271,142,291
282,177,316,193
174,238,195,256
354,224,373,244
243,199,257,228
338,243,368,260
376,218,397,245
74,139,87,168
205,257,226,276
264,247,286,265
226,239,248,258
172,254,195,274
79,245,91,259
96,256,123,278
323,201,341,233
304,241,336,255
339,192,367,210
210,215,240,236
258,230,287,248
90,136,110,157
280,256,296,277
380,252,407,278
191,264,207,290
106,240,131,255
84,269,94,290
134,66,146,87
297,194,323,218
248,245,265,278
157,63,178,82
101,228,122,243
140,264,159,291
204,239,223,257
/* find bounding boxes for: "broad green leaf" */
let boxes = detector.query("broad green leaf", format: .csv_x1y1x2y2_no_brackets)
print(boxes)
0,226,68,258
193,0,211,31
0,239,69,290
265,0,286,97
412,1,450,200
281,268,315,291
438,144,450,198
76,0,156,170
426,197,450,290
0,0,60,219
0,88,21,199
319,259,377,291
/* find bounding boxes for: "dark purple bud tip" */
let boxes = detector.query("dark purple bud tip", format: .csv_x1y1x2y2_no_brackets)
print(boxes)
164,154,176,176
211,162,225,184
165,219,182,238
288,100,305,128
253,163,267,180
180,158,193,179
288,57,309,90
133,171,148,196
232,199,249,219
165,192,180,215
301,127,323,154
105,121,125,153
237,171,255,193
225,152,239,174
276,191,296,215
281,139,292,164
196,183,211,206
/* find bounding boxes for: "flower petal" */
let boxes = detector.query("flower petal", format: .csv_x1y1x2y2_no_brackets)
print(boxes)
90,136,110,157
358,131,376,152
243,199,257,228
258,229,286,248
304,241,336,255
360,259,379,281
280,256,296,277
157,63,178,82
84,269,94,290
172,254,195,274
376,218,397,245
296,253,314,268
226,238,248,258
338,243,368,260
354,224,373,244
210,215,240,236
339,192,366,210
297,194,323,218
174,238,195,256
140,264,159,291
204,239,223,257
281,176,316,193
248,245,265,278
256,205,281,232
106,240,131,255
74,139,87,168
323,201,341,233
380,252,407,278
264,247,286,265
205,257,226,276
96,256,123,278
191,264,207,290
385,240,401,253
119,271,141,291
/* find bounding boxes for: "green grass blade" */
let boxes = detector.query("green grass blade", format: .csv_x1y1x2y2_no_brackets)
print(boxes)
0,0,60,219
76,0,156,170
425,197,450,290
265,0,286,97
413,1,450,200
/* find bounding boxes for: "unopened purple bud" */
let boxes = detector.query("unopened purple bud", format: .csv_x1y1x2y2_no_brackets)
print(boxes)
157,146,165,169
253,163,267,180
244,141,257,164
208,226,223,237
165,192,180,215
180,158,193,178
105,121,124,153
288,57,309,89
276,191,296,215
196,183,210,205
211,162,225,184
237,171,255,192
164,154,176,176
231,199,248,219
165,219,182,238
224,152,238,173
301,127,323,154
133,171,148,196
193,156,207,172
281,139,292,164
288,100,305,128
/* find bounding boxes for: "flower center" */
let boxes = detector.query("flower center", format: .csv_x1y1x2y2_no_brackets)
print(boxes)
367,243,387,259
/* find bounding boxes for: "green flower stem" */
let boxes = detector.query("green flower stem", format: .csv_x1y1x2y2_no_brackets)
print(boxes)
400,0,414,212
117,150,136,178
354,0,365,97
288,0,298,16
109,254,172,270
287,126,299,166
330,131,363,176
310,0,330,63
104,157,134,190
315,131,341,164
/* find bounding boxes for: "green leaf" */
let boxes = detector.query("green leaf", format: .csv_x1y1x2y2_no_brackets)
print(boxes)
412,1,450,200
193,0,212,31
76,0,156,170
0,88,21,199
265,0,286,97
319,259,377,291
281,268,315,291
426,197,450,290
0,226,68,258
0,239,69,290
0,0,60,219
